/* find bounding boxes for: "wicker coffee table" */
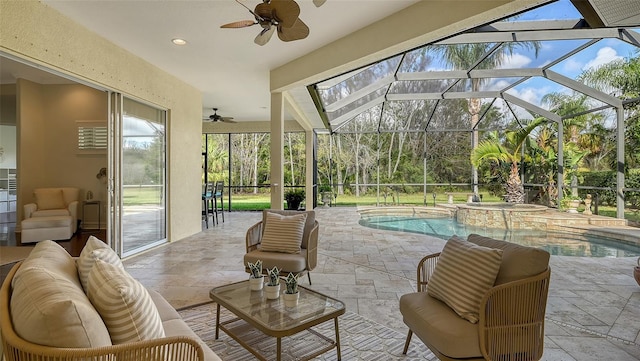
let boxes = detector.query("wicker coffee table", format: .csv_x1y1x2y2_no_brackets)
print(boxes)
209,280,345,361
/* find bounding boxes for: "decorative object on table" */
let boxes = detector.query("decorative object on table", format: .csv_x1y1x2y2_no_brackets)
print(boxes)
634,257,640,287
248,260,264,291
86,190,93,200
283,272,300,307
265,266,281,300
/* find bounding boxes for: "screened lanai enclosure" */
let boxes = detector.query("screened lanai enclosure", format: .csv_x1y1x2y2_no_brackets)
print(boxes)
203,0,640,223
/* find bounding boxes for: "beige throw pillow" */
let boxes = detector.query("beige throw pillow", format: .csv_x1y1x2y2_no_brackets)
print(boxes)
78,235,123,292
10,266,112,348
427,236,503,323
87,259,165,344
259,212,307,254
34,188,66,210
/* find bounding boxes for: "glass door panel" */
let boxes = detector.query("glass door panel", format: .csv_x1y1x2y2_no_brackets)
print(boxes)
121,98,166,256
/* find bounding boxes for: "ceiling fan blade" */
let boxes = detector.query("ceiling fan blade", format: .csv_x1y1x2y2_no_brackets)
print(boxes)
254,2,274,22
313,0,326,7
220,20,256,28
221,117,237,123
255,26,276,46
271,0,300,28
277,18,309,42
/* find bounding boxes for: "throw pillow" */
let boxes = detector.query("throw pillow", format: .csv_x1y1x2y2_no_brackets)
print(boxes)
11,266,112,348
78,235,123,292
34,188,66,210
259,212,307,254
13,240,81,289
427,236,503,323
87,259,165,344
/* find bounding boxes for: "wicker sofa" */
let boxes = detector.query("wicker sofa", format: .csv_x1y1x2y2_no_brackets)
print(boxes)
0,239,220,361
400,234,551,361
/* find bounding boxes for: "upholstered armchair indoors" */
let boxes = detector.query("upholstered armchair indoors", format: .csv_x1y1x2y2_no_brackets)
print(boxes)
244,209,318,284
21,187,79,244
400,234,551,361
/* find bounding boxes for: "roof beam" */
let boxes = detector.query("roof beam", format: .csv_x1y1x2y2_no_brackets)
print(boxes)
437,27,623,44
621,28,640,47
388,91,501,101
543,69,622,107
324,74,395,112
502,93,561,122
329,95,385,127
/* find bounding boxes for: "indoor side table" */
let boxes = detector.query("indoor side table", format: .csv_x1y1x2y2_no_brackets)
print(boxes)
82,200,101,231
209,280,345,361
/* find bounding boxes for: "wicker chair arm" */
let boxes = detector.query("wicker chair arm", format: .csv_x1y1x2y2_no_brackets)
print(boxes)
245,221,263,252
305,221,319,271
1,335,205,361
415,252,440,292
478,267,551,361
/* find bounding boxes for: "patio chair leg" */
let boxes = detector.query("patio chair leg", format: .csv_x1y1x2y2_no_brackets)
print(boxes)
402,330,413,354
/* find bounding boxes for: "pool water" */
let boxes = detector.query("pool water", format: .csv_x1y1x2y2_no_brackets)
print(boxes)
359,215,640,257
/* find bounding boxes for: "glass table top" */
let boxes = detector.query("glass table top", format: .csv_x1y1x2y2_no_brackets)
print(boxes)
210,281,345,332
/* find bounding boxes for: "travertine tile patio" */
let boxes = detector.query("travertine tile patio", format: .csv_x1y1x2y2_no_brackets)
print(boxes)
123,207,640,360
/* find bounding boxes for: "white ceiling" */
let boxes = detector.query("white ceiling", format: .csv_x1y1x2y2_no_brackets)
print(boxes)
37,0,419,126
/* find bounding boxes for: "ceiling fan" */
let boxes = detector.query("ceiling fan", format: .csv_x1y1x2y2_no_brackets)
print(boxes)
204,108,236,123
221,0,311,46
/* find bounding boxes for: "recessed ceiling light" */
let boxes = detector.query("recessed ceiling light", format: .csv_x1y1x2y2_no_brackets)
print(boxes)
172,38,187,45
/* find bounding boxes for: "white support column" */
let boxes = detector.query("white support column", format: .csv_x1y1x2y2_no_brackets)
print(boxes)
305,129,314,210
270,92,285,210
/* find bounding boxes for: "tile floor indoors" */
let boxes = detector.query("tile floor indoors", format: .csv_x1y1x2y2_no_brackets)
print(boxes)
123,207,640,361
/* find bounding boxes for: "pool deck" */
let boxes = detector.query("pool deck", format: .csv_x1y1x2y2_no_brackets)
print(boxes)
123,207,640,361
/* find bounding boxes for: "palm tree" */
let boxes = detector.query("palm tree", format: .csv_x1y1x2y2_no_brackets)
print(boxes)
433,41,540,195
541,92,601,196
580,53,640,168
471,118,546,203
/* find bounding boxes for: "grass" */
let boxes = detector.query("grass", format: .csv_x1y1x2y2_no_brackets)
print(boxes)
121,186,640,224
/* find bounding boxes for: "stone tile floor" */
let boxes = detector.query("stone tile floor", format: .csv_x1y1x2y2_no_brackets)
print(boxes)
123,207,640,360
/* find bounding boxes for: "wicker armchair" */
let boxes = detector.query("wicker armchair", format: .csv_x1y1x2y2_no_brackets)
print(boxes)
244,209,318,284
400,235,551,361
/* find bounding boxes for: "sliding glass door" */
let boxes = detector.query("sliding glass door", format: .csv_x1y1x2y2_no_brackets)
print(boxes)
108,93,166,257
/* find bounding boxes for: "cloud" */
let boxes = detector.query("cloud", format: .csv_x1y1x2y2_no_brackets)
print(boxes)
498,53,533,69
562,58,583,72
583,47,622,70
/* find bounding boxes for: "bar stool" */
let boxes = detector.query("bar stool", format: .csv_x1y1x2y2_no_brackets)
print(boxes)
213,181,224,225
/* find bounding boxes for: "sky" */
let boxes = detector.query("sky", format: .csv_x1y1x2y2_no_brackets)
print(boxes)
497,0,639,115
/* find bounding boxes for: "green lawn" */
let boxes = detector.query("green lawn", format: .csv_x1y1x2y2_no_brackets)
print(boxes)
120,186,640,224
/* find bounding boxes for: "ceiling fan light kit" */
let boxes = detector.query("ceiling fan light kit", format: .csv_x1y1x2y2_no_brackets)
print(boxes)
221,0,316,46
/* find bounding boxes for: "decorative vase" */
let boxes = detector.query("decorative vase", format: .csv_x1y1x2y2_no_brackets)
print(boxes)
265,284,280,300
249,276,264,291
283,292,299,307
634,258,640,287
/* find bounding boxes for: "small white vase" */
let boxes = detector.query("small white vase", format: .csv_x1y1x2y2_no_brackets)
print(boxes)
249,276,264,291
265,284,280,300
283,292,299,307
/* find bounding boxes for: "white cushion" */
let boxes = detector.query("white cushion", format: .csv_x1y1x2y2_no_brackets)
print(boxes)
34,188,66,210
427,236,503,323
87,259,165,344
259,212,307,254
78,235,123,292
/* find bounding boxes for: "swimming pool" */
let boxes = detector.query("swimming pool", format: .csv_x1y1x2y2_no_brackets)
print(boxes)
359,214,640,257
